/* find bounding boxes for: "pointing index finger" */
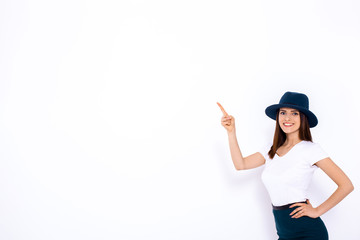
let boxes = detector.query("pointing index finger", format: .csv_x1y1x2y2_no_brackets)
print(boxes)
216,102,229,116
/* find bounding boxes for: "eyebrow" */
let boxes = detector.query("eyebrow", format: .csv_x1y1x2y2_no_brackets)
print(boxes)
279,109,299,112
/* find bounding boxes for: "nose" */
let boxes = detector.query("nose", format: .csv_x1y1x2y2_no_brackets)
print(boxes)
284,113,292,121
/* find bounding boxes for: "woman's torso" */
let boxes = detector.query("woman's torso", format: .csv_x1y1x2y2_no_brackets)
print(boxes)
260,140,329,206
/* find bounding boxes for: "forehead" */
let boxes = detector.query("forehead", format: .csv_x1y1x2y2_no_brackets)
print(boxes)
279,107,299,112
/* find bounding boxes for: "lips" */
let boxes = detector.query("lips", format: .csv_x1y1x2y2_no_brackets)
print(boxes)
283,123,294,127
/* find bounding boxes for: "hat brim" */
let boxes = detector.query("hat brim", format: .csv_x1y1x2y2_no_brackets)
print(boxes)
265,103,318,128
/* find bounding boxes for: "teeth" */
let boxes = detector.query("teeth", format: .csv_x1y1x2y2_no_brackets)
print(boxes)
284,123,293,126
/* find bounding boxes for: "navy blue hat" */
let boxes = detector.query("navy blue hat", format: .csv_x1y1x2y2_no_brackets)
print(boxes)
265,91,318,128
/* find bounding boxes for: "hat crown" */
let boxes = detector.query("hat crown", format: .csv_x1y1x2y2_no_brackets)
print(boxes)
279,91,309,110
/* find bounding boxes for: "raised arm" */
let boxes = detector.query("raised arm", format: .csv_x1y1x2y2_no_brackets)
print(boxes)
217,102,265,170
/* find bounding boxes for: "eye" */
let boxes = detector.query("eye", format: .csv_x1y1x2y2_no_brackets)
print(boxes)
280,112,285,115
293,112,299,115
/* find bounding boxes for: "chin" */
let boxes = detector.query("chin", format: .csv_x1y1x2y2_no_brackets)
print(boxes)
281,127,300,134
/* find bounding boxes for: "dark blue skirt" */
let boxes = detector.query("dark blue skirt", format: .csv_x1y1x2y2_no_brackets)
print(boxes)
272,207,328,240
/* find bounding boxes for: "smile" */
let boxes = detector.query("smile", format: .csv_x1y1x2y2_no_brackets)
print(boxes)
283,123,294,127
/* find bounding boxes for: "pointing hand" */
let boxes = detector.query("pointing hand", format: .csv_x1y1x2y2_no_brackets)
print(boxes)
217,102,235,133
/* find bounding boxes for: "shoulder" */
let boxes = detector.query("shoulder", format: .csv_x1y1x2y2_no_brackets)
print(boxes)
298,140,327,155
259,142,272,160
300,140,322,149
300,141,330,165
301,140,316,146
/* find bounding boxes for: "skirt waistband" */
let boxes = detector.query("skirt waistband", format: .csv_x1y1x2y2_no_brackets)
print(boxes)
272,201,307,210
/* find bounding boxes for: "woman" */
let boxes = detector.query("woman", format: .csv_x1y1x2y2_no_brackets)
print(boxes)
217,91,354,240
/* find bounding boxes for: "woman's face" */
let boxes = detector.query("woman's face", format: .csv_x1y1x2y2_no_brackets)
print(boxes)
278,107,301,134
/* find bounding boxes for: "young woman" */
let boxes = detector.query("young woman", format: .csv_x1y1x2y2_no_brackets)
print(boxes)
217,91,354,240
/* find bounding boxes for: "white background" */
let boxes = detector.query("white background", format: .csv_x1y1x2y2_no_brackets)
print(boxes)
1,0,359,239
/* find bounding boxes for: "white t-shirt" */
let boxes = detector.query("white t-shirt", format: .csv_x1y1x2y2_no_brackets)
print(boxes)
260,140,329,206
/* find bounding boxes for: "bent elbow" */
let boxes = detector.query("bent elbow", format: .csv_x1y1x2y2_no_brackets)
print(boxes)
347,179,355,192
349,183,355,193
342,182,354,194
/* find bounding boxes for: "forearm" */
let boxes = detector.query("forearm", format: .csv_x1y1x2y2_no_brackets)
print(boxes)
316,184,354,217
227,130,245,170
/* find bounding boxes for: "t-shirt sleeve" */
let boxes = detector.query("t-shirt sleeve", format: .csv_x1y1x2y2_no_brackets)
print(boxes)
259,144,271,161
307,143,330,166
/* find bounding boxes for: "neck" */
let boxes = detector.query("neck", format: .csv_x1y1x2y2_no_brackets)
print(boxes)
284,132,301,146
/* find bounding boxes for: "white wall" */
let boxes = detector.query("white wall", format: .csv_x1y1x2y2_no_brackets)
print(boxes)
1,0,359,239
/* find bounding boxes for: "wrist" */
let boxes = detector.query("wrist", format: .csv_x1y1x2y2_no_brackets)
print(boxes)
227,129,236,135
315,207,322,218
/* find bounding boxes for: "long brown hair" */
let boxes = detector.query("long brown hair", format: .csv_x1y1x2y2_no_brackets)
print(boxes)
268,110,313,159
